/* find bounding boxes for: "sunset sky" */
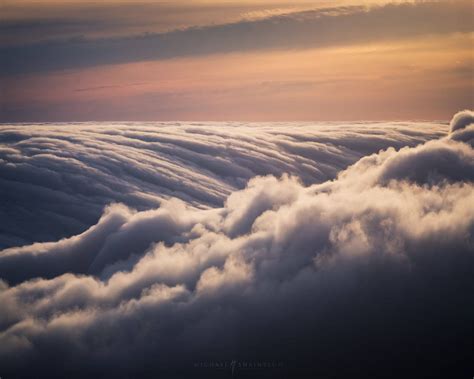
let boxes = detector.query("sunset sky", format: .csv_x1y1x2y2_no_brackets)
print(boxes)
1,0,473,121
1,2,474,377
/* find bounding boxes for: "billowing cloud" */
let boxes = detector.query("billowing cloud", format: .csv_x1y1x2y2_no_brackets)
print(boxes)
0,112,473,377
450,109,474,133
0,121,444,249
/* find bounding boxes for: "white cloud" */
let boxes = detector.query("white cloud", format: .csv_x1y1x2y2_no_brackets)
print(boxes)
0,113,472,377
0,120,444,249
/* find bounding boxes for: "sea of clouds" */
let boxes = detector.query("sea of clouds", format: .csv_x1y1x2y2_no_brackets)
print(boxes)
0,112,473,378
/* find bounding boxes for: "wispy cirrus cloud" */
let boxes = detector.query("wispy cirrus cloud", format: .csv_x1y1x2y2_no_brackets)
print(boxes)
1,1,472,76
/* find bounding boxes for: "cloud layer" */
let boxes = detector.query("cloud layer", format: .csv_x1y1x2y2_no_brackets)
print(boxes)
1,1,472,75
0,112,473,377
0,120,444,249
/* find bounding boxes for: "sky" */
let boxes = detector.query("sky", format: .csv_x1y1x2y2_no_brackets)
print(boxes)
1,2,473,375
0,0,473,121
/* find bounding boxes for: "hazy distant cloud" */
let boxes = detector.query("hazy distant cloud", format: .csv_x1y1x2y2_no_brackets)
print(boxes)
0,112,473,377
0,1,328,46
1,1,472,75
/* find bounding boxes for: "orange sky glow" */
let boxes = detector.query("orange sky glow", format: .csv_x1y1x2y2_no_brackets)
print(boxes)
1,0,472,121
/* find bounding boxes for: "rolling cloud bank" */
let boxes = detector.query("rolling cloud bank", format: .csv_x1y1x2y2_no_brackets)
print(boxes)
0,112,473,377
